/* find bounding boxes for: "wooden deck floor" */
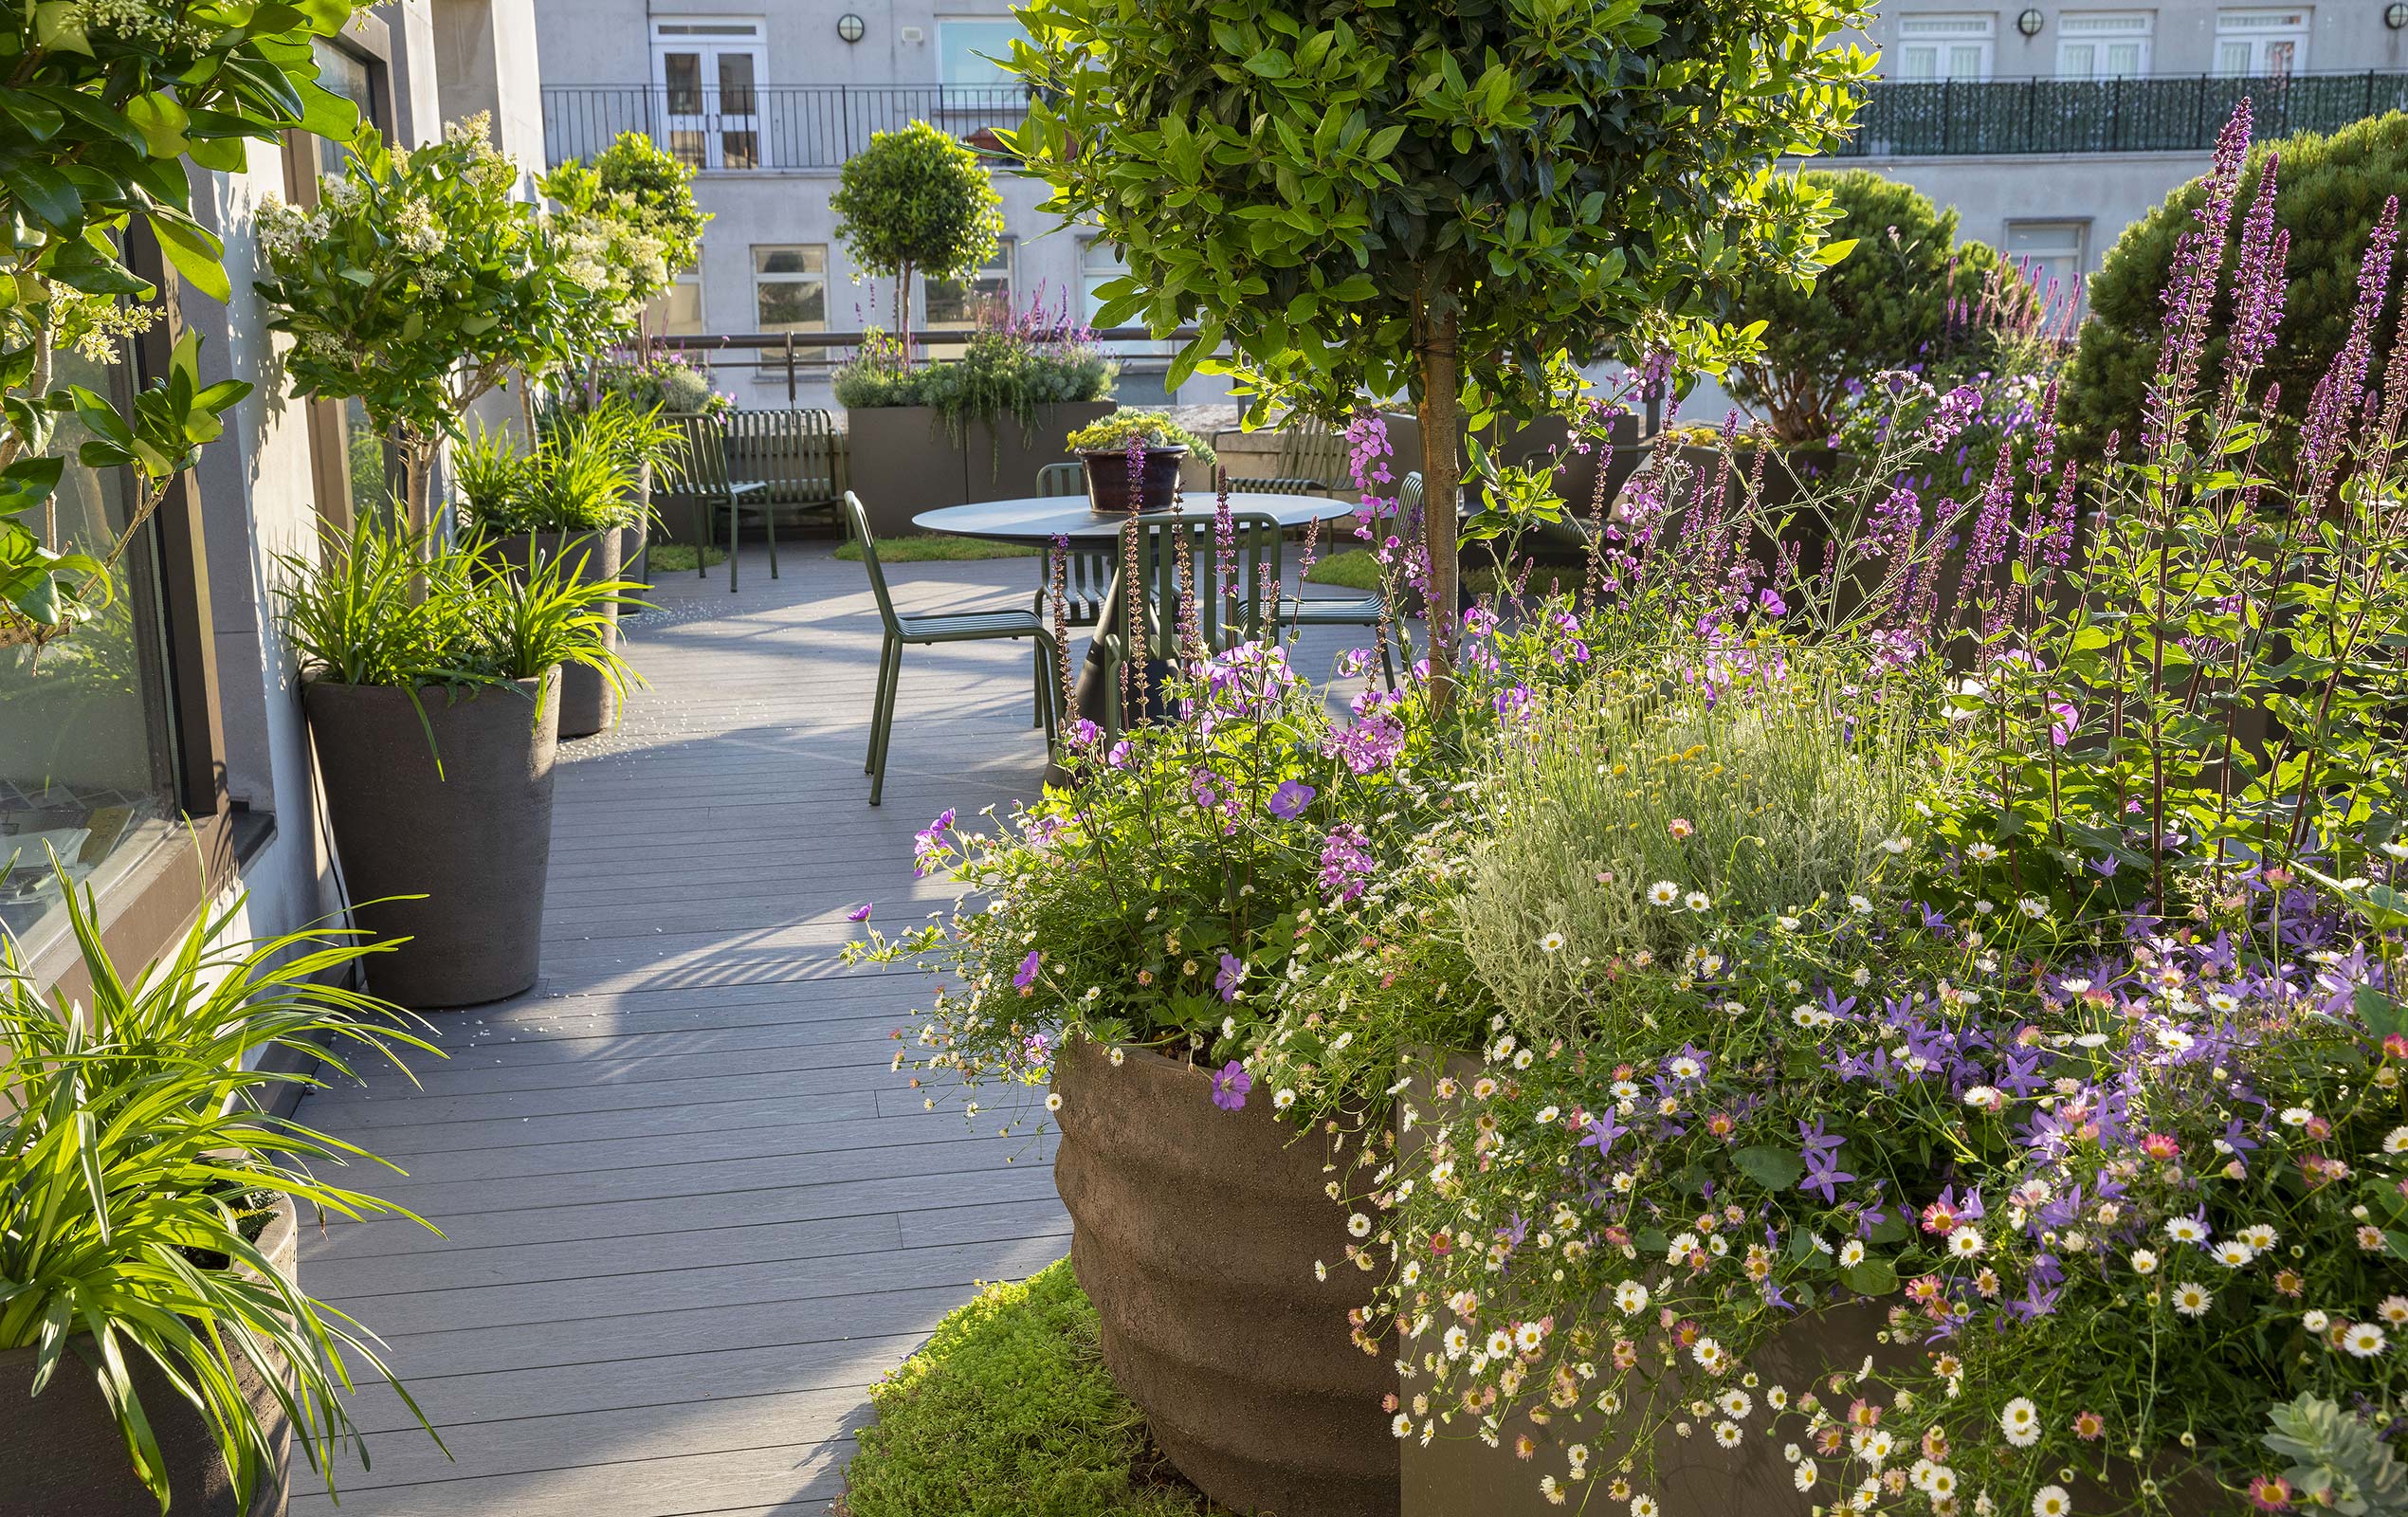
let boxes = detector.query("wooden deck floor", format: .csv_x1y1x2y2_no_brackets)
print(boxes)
289,540,1386,1516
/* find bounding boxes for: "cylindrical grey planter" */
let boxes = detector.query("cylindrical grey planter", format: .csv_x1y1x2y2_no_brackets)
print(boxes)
304,670,561,1009
619,462,653,599
487,530,623,739
0,1198,298,1517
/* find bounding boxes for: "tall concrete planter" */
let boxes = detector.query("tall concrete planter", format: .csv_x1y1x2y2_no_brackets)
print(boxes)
845,401,1117,534
303,670,560,1009
1050,1038,1398,1517
0,1198,298,1517
619,461,652,594
486,529,624,738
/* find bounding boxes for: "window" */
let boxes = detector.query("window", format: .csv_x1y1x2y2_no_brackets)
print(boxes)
652,18,768,169
0,342,183,967
753,246,827,333
648,270,706,337
937,18,1027,84
1894,14,1997,81
2006,221,2089,302
311,38,377,176
1081,238,1129,325
2216,9,2309,76
2057,12,2153,77
924,240,1014,329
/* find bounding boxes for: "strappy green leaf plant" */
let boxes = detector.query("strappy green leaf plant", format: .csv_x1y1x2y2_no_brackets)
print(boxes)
0,866,447,1511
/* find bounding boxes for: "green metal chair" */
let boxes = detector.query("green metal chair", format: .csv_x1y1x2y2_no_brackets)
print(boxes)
846,491,1060,807
1284,470,1416,690
663,413,773,592
1275,414,1349,488
1223,475,1327,495
1096,509,1283,735
1030,462,1118,722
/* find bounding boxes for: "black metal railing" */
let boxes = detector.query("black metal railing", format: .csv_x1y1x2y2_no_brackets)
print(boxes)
544,71,2408,171
1835,70,2408,157
541,84,1033,170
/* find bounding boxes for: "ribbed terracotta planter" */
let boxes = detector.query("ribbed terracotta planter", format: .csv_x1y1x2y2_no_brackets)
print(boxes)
303,670,560,1009
0,1198,297,1517
485,529,624,738
1051,1038,1398,1517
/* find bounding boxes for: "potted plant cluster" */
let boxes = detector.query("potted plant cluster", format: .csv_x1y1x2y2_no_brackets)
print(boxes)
837,297,1120,531
459,396,677,736
856,101,2408,1517
1066,410,1217,513
1,869,443,1515
280,517,637,1009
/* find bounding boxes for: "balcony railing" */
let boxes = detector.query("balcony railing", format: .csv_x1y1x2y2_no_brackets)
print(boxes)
1835,70,2408,157
541,84,1032,171
543,71,2408,173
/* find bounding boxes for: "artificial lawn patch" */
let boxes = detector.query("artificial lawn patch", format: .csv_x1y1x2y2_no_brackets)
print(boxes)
834,536,1041,562
641,542,727,572
838,1258,1218,1517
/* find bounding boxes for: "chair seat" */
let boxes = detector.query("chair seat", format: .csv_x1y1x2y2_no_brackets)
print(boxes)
896,606,1049,641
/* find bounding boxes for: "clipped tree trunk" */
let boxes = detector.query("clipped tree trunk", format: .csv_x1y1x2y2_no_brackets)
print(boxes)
1415,302,1462,713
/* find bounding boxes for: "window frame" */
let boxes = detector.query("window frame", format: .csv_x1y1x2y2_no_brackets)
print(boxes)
649,16,770,170
923,238,1016,330
1893,13,1998,82
1079,236,1129,326
2004,219,2090,305
751,244,830,335
2214,8,2312,76
2055,12,2154,78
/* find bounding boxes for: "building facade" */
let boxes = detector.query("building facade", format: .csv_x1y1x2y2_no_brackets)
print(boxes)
1833,1,2408,299
531,0,1211,407
4,0,551,1001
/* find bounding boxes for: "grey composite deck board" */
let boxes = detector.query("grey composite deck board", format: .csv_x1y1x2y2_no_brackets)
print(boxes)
287,548,1080,1515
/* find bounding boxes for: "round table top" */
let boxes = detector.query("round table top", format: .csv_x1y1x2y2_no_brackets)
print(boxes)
912,492,1359,546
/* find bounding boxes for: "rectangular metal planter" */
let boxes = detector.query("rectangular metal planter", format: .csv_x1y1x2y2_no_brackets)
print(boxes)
845,401,1119,536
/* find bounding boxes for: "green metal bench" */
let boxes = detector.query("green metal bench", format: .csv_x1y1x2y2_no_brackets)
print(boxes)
660,413,771,592
725,409,846,526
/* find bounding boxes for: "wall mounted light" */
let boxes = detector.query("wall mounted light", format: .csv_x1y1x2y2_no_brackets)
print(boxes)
2387,2,2408,28
836,12,867,43
2016,8,2046,36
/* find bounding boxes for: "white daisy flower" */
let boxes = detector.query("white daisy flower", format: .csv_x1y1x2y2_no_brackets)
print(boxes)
2018,897,2049,919
1948,1225,1985,1258
2342,1323,2388,1359
2000,1397,2040,1447
2032,1485,2072,1517
1714,1420,1742,1449
1719,1389,1752,1417
1541,931,1566,954
1444,1325,1469,1358
2163,1216,2208,1246
1839,1239,1867,1268
1615,1280,1651,1314
1685,890,1712,912
1849,894,1875,915
1348,1213,1372,1237
1046,1091,1064,1111
1487,1329,1513,1358
1794,1458,1818,1491
2171,1282,2213,1317
1648,882,1680,906
2305,1310,2331,1333
2211,1240,2255,1269
1966,842,1999,863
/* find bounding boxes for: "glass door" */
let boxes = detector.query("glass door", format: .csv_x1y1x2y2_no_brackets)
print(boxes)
651,19,767,170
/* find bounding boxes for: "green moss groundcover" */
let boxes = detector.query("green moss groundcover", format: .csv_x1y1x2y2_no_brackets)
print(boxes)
838,1259,1215,1517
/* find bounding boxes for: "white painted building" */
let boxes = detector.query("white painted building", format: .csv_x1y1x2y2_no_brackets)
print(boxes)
1831,1,2408,300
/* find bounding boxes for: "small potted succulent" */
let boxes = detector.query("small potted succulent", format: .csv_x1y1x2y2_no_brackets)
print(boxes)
1067,411,1216,514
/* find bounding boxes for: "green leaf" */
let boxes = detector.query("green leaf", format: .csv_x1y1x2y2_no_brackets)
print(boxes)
1841,1257,1898,1295
147,213,229,302
1813,237,1858,266
1733,1145,1804,1192
1242,48,1293,79
2,162,84,231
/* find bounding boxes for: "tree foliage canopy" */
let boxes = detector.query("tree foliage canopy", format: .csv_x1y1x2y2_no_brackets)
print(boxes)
1724,169,2022,446
1001,0,1871,674
828,120,1003,332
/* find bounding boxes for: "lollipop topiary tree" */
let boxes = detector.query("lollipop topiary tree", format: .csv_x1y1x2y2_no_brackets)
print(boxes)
828,120,1005,340
1001,0,1873,697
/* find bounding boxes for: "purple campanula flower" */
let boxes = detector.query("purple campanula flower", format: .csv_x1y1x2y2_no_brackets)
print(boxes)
1215,953,1246,1000
1211,1060,1251,1111
846,903,872,923
1013,950,1042,990
1268,779,1317,820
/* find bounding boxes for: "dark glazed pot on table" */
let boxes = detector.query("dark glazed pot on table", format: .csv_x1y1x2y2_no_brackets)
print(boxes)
0,1198,299,1517
303,669,561,1009
1078,446,1188,515
485,528,624,738
1050,1037,1398,1517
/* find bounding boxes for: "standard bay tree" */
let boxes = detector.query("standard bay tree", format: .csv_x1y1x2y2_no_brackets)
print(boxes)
1002,0,1871,691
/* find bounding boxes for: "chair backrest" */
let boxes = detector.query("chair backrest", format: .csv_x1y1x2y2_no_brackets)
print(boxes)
1399,470,1424,513
726,409,844,502
662,414,732,495
1118,509,1283,663
842,491,903,636
1035,462,1085,498
1275,415,1347,484
1225,475,1323,496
